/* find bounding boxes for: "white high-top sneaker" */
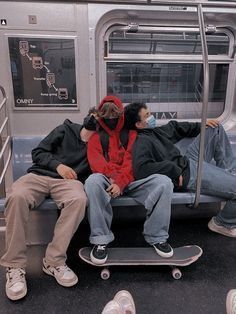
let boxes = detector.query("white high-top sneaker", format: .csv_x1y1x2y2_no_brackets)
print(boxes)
43,258,78,287
6,267,27,301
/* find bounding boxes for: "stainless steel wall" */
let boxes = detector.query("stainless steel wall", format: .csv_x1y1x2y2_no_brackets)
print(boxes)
0,1,236,135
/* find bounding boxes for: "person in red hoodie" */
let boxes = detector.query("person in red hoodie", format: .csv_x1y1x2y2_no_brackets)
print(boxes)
85,96,174,264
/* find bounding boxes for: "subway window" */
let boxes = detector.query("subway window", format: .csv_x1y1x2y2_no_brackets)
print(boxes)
104,25,233,120
107,63,228,119
8,37,77,109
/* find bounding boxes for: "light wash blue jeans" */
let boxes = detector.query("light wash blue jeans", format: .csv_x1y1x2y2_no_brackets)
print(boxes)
185,124,236,228
85,173,173,246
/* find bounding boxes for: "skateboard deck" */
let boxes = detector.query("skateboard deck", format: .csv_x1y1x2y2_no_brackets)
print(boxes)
79,245,203,280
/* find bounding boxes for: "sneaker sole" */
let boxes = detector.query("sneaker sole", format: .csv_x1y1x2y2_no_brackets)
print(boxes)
42,265,78,287
6,287,27,301
208,220,236,238
90,251,108,265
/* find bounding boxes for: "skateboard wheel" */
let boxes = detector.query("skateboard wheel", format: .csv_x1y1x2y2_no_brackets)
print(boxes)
101,268,110,280
172,268,182,280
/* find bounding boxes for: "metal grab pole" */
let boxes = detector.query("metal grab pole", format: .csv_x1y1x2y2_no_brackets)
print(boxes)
0,85,11,197
192,4,209,208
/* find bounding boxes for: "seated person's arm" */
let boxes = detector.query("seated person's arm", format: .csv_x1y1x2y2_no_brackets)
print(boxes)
168,119,219,142
166,121,201,141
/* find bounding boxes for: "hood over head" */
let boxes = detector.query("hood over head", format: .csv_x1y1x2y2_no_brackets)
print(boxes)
97,96,124,134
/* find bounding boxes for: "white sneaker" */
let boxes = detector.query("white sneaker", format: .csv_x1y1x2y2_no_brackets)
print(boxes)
42,258,78,287
208,217,236,237
6,267,27,301
101,300,122,314
114,290,136,314
226,289,236,314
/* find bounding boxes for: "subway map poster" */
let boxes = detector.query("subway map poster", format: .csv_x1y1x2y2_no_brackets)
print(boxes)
8,37,77,108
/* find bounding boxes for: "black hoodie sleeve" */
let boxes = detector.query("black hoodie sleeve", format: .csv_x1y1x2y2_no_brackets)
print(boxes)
132,137,182,181
161,121,201,143
31,125,65,171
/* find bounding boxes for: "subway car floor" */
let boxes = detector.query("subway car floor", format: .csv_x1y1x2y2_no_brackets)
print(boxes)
0,206,235,314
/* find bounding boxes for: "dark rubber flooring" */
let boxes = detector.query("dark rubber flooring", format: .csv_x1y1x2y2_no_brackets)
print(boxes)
0,206,235,314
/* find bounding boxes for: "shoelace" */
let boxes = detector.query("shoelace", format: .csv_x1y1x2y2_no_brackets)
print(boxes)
97,245,106,251
55,265,71,273
7,268,25,285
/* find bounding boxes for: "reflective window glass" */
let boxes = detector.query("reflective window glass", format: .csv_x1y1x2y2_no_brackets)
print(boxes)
107,63,228,119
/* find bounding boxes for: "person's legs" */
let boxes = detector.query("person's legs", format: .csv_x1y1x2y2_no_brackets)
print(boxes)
0,173,49,300
84,173,114,264
186,124,236,172
124,174,173,257
188,159,236,236
43,178,87,286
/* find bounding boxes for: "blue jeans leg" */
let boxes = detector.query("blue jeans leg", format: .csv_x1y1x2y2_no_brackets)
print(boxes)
84,174,114,245
185,124,236,172
124,174,173,245
187,159,236,227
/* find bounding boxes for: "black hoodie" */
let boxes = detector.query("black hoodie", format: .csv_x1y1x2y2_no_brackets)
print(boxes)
132,121,201,190
27,119,91,183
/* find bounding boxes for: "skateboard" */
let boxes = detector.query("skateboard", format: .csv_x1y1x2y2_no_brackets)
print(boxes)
79,245,203,280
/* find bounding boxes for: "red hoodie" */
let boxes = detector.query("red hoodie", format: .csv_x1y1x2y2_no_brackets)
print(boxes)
87,96,137,192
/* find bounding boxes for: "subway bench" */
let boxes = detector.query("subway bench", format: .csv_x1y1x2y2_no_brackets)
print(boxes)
1,134,236,213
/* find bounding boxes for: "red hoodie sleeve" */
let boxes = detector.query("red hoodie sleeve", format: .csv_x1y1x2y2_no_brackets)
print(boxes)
87,133,117,178
112,130,137,192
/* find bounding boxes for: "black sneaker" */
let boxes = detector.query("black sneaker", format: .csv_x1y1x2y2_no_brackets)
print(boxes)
90,245,108,265
153,242,173,258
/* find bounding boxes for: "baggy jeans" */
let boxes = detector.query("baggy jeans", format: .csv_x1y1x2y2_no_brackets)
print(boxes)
0,173,87,268
84,173,173,245
185,124,236,228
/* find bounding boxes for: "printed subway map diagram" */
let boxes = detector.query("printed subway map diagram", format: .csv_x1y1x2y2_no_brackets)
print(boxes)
9,37,77,108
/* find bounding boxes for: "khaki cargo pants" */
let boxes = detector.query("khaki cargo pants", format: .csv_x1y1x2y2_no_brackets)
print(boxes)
0,173,87,268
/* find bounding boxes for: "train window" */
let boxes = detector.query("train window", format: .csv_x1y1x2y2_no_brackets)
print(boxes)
107,63,228,119
103,25,234,119
108,31,230,56
8,37,77,109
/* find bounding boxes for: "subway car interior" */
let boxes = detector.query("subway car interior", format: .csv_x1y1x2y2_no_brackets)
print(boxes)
0,0,236,313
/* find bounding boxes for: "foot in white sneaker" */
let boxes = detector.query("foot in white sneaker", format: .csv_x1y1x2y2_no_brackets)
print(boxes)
208,217,236,238
42,258,78,287
114,290,136,314
101,300,122,314
226,289,236,314
6,267,27,301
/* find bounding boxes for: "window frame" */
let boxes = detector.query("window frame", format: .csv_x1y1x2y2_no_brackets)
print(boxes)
99,22,235,121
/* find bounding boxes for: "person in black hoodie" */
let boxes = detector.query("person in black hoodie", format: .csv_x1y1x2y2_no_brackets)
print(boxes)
125,102,236,238
0,112,97,301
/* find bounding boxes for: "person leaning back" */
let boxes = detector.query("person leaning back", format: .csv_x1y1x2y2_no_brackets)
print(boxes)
124,102,236,238
0,112,97,301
